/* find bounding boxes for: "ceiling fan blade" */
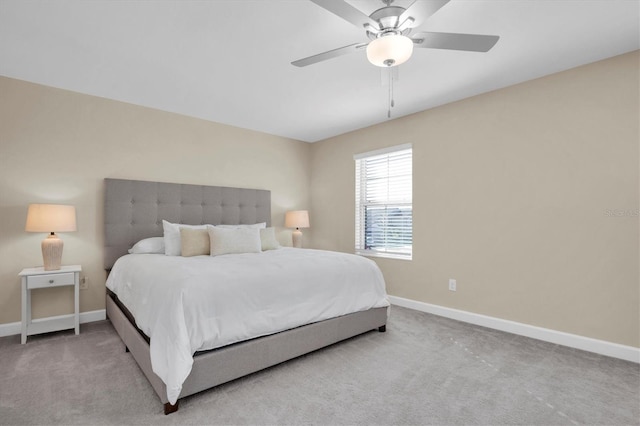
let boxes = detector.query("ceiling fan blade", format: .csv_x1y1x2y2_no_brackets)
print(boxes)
291,42,368,67
399,0,450,28
310,0,380,30
411,32,499,52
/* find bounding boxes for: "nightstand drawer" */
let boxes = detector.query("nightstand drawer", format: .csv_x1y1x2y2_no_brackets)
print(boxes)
27,272,75,289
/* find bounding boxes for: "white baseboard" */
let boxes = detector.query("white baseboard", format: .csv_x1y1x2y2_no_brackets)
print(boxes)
388,295,640,364
0,309,106,338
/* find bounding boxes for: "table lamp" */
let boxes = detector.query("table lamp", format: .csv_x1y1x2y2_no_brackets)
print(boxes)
285,210,309,248
25,204,77,270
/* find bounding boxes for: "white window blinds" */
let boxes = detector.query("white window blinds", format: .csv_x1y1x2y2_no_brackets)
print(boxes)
355,144,412,259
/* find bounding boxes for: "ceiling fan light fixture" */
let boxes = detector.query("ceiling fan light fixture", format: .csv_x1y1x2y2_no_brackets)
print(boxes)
366,33,414,67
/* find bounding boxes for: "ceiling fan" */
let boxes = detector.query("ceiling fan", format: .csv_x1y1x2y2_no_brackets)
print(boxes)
292,0,500,68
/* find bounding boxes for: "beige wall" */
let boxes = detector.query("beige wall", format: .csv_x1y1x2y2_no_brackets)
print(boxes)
310,51,639,347
1,52,638,348
0,77,311,324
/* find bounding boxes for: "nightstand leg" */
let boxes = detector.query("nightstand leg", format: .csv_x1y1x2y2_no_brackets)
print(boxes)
74,273,79,335
21,278,27,344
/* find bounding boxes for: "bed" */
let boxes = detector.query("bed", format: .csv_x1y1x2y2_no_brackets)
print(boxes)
103,178,389,414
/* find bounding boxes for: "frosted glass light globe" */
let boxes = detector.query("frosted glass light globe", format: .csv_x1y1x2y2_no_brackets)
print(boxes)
366,34,414,67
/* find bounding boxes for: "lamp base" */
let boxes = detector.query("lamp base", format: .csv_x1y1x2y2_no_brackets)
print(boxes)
42,233,63,271
292,229,303,248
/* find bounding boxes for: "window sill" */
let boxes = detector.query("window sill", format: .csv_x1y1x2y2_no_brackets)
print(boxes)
355,250,412,261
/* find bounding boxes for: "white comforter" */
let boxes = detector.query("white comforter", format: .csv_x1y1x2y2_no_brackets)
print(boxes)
106,248,389,404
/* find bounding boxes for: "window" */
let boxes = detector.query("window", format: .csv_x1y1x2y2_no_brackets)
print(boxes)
355,144,412,260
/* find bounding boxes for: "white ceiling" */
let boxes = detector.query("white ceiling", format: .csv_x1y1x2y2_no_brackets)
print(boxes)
0,0,638,142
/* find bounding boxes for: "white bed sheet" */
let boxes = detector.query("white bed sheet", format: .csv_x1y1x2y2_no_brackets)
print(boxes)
106,248,389,404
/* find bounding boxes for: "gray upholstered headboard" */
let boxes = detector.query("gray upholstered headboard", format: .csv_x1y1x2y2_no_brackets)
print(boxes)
104,178,271,269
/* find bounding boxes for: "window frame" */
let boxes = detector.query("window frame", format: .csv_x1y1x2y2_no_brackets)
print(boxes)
354,143,413,261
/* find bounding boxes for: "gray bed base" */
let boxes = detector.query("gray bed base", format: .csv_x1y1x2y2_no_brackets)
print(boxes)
103,178,388,414
107,295,387,414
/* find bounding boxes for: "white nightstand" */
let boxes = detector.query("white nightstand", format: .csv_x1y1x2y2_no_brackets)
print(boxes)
19,265,81,344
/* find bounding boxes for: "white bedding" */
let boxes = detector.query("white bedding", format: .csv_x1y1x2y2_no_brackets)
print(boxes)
106,248,389,404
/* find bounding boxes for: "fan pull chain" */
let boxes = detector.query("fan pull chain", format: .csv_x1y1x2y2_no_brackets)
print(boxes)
387,68,395,118
391,69,395,108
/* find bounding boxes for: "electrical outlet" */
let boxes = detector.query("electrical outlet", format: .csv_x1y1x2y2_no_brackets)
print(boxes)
80,276,89,290
448,278,457,292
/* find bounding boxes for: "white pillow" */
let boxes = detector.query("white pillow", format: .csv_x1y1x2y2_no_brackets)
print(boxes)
260,227,280,251
128,237,165,254
209,226,262,256
216,222,266,229
163,220,208,256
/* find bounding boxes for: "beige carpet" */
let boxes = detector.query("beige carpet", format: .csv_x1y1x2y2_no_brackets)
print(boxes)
1,306,638,425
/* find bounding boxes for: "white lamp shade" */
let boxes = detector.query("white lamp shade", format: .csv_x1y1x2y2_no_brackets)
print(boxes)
366,34,414,67
285,210,310,229
25,204,77,233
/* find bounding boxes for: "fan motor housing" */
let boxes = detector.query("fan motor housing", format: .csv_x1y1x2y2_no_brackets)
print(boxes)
367,6,412,40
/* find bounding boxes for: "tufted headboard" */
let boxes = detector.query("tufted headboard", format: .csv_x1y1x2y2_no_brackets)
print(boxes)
104,178,271,269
